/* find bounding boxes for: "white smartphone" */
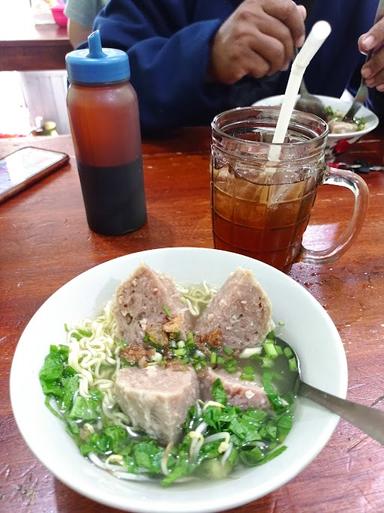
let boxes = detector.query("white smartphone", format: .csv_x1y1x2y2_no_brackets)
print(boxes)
0,146,69,204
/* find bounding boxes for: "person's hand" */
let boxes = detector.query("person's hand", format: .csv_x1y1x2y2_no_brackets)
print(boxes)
359,16,384,92
209,0,306,84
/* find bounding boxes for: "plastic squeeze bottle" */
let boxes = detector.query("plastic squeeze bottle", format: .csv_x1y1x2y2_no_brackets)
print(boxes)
65,31,147,235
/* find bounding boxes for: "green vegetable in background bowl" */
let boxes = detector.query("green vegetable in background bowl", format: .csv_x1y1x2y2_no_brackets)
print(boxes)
324,105,366,133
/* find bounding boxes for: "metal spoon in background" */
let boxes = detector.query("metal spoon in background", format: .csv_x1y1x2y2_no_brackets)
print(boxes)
275,337,384,445
341,82,369,124
295,80,328,120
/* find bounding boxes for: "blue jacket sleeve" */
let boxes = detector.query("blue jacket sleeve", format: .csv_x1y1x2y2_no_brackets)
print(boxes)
94,0,233,133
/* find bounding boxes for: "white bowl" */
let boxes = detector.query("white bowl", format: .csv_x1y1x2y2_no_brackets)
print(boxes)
253,94,379,154
10,247,348,513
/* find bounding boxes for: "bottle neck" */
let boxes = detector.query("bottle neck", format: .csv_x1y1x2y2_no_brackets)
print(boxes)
70,78,129,87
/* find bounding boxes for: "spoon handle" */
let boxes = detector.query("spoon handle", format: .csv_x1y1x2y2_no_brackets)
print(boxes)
300,382,384,445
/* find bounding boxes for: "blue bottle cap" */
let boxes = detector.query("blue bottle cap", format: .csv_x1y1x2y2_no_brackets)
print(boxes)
65,30,130,84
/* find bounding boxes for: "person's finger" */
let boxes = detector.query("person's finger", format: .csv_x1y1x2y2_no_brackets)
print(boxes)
358,17,384,54
256,14,295,65
297,4,307,22
365,68,384,88
263,0,306,47
210,40,271,84
248,32,287,75
244,47,272,79
362,48,384,85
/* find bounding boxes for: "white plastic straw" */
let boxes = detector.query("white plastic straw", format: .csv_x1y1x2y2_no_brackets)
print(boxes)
269,21,331,161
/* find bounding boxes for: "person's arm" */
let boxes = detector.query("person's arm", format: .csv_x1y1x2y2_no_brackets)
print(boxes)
65,0,104,48
67,19,91,48
94,0,305,133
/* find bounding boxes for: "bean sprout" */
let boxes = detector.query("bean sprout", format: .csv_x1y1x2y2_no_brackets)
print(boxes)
160,442,173,476
221,442,233,465
189,421,207,462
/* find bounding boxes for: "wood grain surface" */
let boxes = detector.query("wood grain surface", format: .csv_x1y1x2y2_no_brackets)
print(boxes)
1,127,384,513
0,23,71,71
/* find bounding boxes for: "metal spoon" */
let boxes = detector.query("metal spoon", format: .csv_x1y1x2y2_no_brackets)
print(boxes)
275,337,384,445
295,80,327,120
341,0,384,123
341,83,369,124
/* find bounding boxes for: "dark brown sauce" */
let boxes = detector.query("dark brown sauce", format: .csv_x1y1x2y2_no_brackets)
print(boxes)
77,159,146,235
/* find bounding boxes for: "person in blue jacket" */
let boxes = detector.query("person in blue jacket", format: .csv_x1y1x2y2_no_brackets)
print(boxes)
93,0,384,133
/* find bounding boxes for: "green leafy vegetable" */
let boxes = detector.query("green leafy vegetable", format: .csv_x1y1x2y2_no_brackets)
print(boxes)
69,389,102,421
162,450,195,486
240,445,286,466
211,378,227,405
39,345,78,412
133,440,164,474
39,321,297,486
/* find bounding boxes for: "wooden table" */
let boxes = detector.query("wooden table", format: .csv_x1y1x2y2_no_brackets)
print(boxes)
0,20,71,71
1,128,384,513
0,23,73,71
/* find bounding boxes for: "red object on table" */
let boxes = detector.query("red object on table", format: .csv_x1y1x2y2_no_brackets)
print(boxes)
51,5,68,28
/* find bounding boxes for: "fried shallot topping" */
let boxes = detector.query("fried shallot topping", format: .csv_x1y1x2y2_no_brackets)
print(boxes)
120,343,155,366
197,328,223,349
162,314,183,334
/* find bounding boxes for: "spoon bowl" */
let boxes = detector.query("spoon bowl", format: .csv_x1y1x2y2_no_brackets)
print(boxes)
274,337,384,445
295,81,327,120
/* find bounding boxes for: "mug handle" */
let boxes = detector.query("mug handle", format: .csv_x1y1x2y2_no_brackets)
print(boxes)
300,167,369,265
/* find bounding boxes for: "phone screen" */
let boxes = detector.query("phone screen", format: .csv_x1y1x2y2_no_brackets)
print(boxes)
0,146,69,202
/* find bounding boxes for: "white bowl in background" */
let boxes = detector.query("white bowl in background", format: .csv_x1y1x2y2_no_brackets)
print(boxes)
10,247,348,513
253,94,379,155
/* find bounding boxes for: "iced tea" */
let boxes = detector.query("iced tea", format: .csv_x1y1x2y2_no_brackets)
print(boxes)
211,106,368,272
212,165,320,271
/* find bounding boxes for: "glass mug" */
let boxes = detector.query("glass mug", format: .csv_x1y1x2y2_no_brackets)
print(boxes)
211,106,369,272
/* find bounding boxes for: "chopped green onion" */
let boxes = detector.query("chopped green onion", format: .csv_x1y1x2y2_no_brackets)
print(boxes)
275,345,283,355
217,356,225,366
283,347,293,359
261,357,274,368
263,342,279,359
240,366,256,381
210,352,218,366
194,360,207,371
174,348,186,357
223,346,234,356
185,332,195,346
223,358,238,374
288,357,298,372
71,328,92,340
